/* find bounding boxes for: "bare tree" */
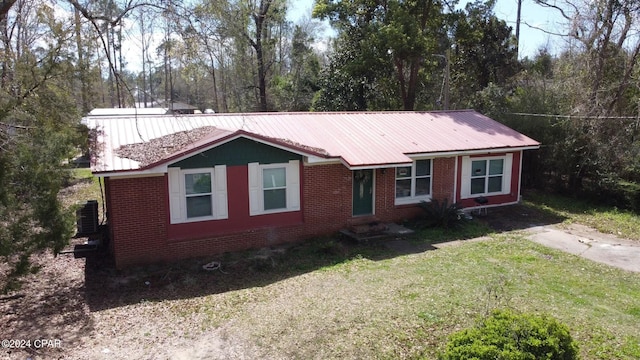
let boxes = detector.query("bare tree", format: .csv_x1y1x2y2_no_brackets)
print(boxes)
536,0,640,116
65,0,167,107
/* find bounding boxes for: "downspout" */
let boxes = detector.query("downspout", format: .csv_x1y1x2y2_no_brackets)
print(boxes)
453,156,459,203
99,176,107,225
517,150,524,202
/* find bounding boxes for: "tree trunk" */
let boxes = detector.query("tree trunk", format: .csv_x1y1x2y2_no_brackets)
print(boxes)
253,16,267,111
106,27,116,107
0,12,10,90
210,57,219,112
219,45,229,112
251,0,272,112
405,60,420,110
74,9,90,113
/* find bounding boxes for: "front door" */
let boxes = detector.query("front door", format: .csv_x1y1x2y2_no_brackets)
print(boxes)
352,169,374,216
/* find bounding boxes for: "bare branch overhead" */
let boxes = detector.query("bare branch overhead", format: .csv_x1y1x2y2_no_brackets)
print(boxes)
66,0,165,26
0,0,17,20
522,21,570,37
534,0,578,21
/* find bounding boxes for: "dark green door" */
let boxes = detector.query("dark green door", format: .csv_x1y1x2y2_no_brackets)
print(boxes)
353,170,374,216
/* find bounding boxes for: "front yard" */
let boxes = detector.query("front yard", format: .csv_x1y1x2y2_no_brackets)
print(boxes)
2,171,640,359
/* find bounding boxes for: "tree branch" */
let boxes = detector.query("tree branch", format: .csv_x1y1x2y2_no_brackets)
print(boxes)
522,21,571,37
534,0,577,21
607,43,640,113
66,0,165,26
0,0,17,21
616,6,632,49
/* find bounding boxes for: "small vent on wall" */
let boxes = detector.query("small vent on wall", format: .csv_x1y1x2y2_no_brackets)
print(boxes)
76,200,99,235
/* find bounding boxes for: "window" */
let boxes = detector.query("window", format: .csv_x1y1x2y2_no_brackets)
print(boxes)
471,159,504,195
395,159,432,205
460,154,512,199
185,172,213,218
262,167,287,210
249,160,300,215
168,166,228,224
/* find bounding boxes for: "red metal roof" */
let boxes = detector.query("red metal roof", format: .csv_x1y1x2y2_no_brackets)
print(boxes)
86,110,540,174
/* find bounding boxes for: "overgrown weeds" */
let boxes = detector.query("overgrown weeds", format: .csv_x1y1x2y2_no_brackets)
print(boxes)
524,190,640,240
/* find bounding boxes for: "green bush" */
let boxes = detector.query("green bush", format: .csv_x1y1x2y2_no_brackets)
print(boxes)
581,177,640,213
607,180,640,213
440,309,579,360
418,198,462,228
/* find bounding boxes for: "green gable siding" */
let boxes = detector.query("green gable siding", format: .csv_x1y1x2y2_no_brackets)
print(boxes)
169,137,302,169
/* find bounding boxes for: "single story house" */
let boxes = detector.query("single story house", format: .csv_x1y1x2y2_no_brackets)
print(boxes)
86,110,540,268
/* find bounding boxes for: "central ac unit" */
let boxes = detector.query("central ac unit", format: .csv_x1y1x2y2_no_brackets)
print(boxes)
76,200,99,235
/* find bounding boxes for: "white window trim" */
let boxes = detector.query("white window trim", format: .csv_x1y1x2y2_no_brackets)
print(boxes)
460,154,512,199
168,165,228,224
394,159,433,205
248,160,300,216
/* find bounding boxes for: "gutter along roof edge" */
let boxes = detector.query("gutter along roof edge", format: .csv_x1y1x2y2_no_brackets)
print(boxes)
95,145,540,177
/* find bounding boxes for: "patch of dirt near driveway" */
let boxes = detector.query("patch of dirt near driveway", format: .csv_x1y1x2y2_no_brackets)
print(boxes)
475,203,566,232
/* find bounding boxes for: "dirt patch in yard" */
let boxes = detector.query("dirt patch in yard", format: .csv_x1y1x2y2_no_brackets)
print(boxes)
474,203,566,232
1,233,395,359
1,239,93,359
1,248,264,359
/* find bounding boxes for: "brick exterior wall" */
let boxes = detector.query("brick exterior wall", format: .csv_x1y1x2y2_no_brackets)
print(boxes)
432,157,457,204
106,157,462,268
105,175,168,267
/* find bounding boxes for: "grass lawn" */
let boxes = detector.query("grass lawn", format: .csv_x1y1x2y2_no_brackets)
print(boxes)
524,189,640,241
60,168,103,212
43,173,640,359
176,235,640,359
